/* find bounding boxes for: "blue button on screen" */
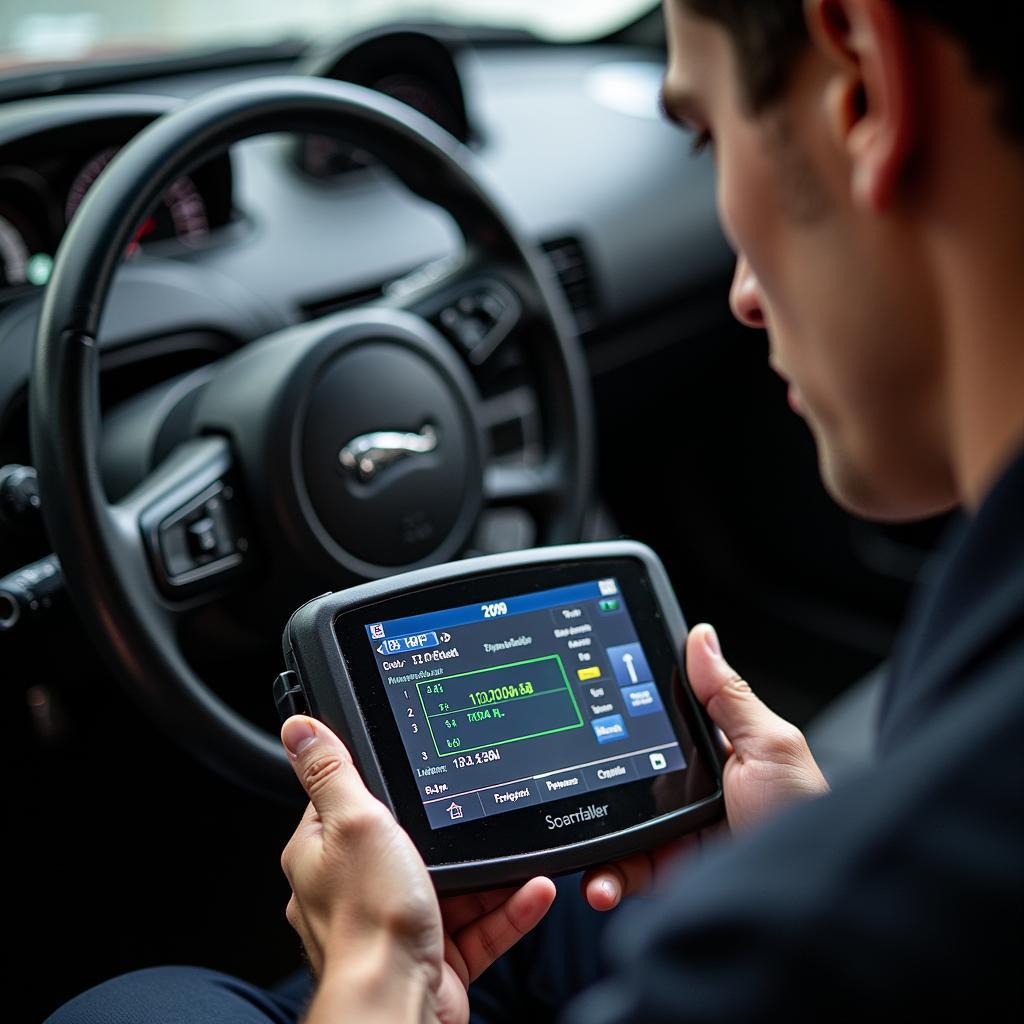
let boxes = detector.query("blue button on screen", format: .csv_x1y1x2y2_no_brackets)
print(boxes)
591,714,628,744
606,642,653,687
621,683,665,717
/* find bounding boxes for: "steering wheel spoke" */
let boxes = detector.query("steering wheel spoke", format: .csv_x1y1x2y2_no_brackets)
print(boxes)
483,461,562,514
114,435,252,605
387,255,528,368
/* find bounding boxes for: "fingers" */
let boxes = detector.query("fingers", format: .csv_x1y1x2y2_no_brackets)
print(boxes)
440,887,518,935
280,715,370,822
582,852,654,911
450,877,556,984
581,832,703,911
686,624,795,755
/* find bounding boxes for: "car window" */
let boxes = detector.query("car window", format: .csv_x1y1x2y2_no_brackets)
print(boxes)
0,0,656,70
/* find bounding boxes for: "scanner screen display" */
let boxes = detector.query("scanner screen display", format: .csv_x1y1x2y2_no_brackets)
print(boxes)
365,577,685,829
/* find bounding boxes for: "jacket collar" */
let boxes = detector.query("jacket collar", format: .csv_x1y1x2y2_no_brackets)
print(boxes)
879,444,1024,750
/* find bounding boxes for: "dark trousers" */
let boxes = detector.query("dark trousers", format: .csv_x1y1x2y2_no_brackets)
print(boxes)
45,876,616,1023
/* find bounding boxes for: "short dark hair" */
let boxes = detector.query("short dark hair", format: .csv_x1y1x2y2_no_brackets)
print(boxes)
681,1,1024,140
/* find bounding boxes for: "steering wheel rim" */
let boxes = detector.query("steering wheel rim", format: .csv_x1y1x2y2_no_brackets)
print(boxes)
29,77,593,804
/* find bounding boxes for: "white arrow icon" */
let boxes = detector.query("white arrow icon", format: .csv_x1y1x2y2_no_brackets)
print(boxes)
377,642,387,655
623,652,638,684
439,632,452,643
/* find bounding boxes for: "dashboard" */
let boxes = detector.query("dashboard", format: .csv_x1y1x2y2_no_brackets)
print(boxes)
0,26,738,610
0,28,728,321
0,28,730,468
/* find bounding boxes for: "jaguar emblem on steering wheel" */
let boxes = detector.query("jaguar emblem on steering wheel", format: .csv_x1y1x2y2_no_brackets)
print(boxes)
339,424,438,482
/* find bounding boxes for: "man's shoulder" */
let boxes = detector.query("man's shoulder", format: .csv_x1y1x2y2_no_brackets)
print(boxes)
566,620,1023,1023
567,683,1022,1021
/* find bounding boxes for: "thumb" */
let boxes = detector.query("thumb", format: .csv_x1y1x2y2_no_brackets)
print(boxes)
281,714,364,820
686,624,795,755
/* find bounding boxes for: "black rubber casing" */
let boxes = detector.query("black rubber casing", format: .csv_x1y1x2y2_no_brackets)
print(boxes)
280,541,725,894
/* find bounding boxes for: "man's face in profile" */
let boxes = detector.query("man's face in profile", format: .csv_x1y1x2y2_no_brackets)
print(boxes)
661,1,956,522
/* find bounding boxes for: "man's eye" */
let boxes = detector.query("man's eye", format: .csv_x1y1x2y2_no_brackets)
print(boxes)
689,129,713,156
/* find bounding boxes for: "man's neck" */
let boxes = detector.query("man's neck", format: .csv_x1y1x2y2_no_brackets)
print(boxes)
920,69,1024,512
934,221,1024,513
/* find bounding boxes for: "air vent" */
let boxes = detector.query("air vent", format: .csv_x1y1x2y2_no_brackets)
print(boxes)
299,281,388,320
540,236,598,334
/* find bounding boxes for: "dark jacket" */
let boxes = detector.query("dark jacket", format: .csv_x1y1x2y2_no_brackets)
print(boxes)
565,449,1024,1021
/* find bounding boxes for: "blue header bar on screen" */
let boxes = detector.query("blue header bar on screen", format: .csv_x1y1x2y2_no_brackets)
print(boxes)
365,579,615,642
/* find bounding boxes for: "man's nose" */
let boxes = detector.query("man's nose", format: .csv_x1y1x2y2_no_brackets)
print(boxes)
729,255,766,329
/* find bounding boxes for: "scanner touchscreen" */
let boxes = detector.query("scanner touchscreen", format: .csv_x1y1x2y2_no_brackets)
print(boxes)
365,576,685,830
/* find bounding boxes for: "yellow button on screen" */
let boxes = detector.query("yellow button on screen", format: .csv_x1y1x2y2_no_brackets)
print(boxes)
577,666,602,681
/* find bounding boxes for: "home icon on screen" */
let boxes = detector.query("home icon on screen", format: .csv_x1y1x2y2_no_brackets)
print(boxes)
447,803,464,820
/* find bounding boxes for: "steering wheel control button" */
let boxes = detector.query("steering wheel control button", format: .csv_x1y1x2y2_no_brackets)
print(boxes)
435,280,521,365
186,516,218,556
0,464,42,532
301,341,480,569
154,480,247,590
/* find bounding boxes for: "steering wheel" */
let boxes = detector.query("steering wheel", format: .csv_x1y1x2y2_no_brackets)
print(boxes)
29,78,593,804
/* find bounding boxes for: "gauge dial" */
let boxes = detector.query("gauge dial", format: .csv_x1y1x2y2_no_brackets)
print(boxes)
66,147,210,249
0,197,52,290
0,214,30,287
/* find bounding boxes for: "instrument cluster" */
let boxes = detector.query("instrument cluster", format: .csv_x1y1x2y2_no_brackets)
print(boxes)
0,128,233,297
296,27,473,178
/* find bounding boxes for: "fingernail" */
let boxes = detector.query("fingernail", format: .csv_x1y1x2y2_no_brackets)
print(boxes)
601,879,618,904
282,717,317,758
704,624,721,657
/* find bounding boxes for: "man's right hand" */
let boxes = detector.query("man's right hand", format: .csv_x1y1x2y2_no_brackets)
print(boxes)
582,623,830,910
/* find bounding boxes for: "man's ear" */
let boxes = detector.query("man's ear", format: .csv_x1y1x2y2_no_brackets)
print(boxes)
803,0,917,211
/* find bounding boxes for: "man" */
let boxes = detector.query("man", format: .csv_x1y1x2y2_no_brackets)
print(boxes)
47,1,1024,1021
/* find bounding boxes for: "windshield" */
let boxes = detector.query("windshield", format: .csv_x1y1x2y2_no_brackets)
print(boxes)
0,1,657,71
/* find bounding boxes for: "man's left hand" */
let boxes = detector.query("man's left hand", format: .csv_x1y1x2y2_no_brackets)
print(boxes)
279,715,556,1024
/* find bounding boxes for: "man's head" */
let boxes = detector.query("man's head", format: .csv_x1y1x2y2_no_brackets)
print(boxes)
663,1,1024,520
681,2,1024,137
